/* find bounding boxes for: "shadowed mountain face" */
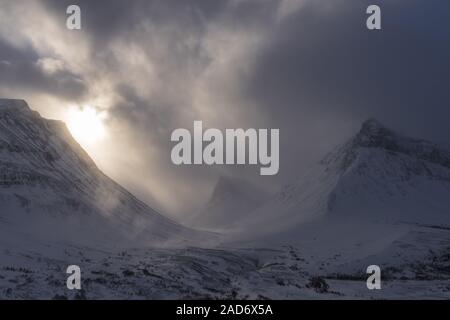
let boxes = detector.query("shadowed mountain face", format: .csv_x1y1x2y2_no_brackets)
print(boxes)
189,176,268,230
0,99,202,246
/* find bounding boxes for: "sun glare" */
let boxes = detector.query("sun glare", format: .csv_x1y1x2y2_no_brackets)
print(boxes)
67,106,107,147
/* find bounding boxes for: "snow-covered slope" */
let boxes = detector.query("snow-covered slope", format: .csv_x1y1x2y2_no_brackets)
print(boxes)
324,119,450,223
189,176,268,230
1,108,449,299
236,119,450,240
0,99,203,246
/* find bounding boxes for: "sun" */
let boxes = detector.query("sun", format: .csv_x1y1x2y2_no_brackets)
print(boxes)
66,106,107,147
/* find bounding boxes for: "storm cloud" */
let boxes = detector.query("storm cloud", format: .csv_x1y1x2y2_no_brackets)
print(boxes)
0,39,88,100
0,0,449,219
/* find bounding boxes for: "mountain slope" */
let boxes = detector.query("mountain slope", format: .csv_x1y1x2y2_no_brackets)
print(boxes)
322,119,450,223
189,176,268,230
1,106,449,299
0,99,203,246
235,119,450,240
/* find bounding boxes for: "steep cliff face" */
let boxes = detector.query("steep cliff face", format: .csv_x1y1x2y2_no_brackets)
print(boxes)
0,99,202,245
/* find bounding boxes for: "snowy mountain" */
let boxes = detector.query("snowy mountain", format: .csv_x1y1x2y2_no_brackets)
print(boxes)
0,99,203,246
189,176,268,230
219,119,450,295
1,107,449,299
322,119,450,222
235,119,450,240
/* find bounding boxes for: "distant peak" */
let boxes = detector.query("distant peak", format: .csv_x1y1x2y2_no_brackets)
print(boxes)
0,98,30,110
361,118,383,128
353,118,402,146
213,176,237,196
359,118,391,136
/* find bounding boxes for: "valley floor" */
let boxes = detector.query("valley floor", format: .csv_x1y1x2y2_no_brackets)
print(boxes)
1,224,450,299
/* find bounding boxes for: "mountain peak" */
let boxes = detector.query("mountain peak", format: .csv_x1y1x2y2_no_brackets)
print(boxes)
212,176,237,198
0,98,30,110
357,118,396,141
360,118,387,133
210,176,267,203
353,118,405,152
322,118,450,174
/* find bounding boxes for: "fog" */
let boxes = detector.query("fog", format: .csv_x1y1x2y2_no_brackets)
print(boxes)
1,0,449,220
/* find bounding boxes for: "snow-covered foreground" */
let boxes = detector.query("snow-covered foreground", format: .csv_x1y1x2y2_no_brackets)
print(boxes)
1,223,449,299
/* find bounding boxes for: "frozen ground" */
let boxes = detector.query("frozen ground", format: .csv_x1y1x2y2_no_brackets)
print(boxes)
1,223,449,299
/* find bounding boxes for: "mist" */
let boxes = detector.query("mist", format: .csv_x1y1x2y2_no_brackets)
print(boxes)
1,0,449,221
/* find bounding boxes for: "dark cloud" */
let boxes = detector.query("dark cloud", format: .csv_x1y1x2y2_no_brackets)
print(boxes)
0,40,38,62
0,39,88,101
1,0,450,218
41,0,228,48
246,0,450,140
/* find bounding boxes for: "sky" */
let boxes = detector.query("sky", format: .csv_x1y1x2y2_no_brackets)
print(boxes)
0,0,449,220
